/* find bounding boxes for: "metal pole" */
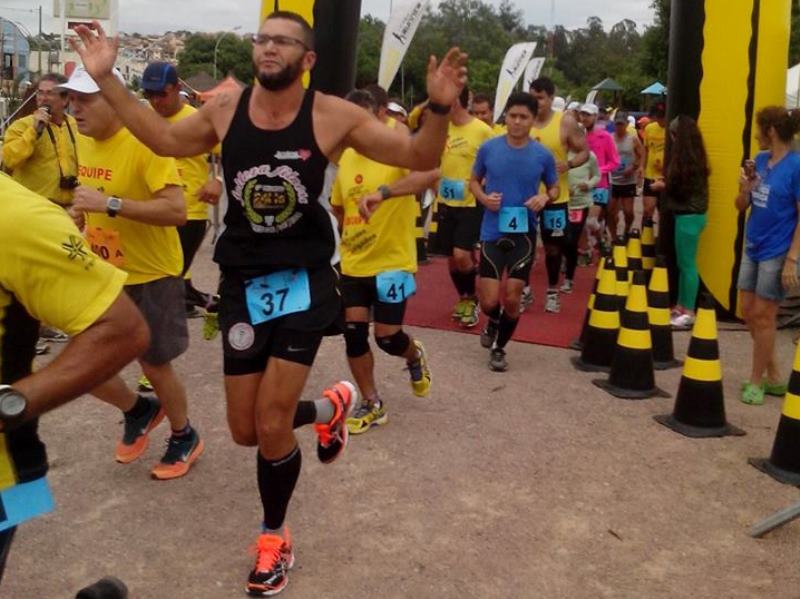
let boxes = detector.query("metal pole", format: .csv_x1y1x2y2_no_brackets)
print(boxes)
750,500,800,538
60,0,66,73
38,6,43,75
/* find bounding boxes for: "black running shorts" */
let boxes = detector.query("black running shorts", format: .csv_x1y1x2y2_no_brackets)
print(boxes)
479,235,534,281
218,265,342,374
340,274,407,325
435,204,482,253
611,183,637,199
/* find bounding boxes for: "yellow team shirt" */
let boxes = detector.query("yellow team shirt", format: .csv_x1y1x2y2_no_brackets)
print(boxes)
77,127,184,285
492,123,507,137
531,110,569,205
331,149,418,277
643,121,666,180
0,174,127,489
164,104,212,221
437,118,494,208
2,114,79,205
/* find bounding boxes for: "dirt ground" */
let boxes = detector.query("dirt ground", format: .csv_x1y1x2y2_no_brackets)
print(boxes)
4,239,800,599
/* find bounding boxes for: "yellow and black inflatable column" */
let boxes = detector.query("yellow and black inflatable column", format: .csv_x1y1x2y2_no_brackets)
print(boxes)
749,343,800,486
260,0,362,96
667,0,791,316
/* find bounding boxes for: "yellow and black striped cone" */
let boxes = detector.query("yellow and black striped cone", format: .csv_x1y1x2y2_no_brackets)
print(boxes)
415,198,428,264
569,249,611,351
626,229,643,279
654,294,745,437
593,270,669,399
571,257,619,372
612,239,629,312
648,256,681,370
641,218,656,273
748,343,800,485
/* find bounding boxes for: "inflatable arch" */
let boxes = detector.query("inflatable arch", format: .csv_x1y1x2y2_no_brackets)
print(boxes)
259,0,362,96
668,0,792,315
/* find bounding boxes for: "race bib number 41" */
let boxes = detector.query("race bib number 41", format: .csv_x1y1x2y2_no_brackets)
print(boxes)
439,178,465,201
376,271,416,304
245,269,311,325
85,226,125,267
499,206,529,233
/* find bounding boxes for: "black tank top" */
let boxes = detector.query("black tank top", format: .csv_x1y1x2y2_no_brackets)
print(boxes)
216,87,336,269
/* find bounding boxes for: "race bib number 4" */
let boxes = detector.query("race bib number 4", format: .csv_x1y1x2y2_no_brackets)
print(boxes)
376,270,416,304
85,226,125,267
245,269,311,325
499,206,529,233
439,178,465,201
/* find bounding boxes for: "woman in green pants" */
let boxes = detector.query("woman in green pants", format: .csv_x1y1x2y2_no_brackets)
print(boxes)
654,116,710,329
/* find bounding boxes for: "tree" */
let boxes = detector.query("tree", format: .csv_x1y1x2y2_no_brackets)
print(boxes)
790,0,800,66
640,0,670,83
177,33,252,82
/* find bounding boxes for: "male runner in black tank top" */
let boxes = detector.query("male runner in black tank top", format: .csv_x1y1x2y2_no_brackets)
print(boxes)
70,12,466,596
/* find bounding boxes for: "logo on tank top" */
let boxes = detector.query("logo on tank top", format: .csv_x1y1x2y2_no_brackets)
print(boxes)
231,164,309,233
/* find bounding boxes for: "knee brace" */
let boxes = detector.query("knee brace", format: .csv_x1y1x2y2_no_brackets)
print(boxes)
344,322,370,358
376,330,411,357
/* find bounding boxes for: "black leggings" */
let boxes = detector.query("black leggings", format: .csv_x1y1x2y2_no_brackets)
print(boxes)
564,207,589,280
178,219,208,277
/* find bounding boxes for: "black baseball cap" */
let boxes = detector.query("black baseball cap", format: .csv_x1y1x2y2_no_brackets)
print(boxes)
141,62,178,91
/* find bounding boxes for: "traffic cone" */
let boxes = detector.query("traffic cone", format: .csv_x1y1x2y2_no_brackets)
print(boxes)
648,256,681,370
626,229,643,279
641,218,656,274
593,270,669,399
569,250,610,351
415,199,428,264
748,344,800,485
654,294,745,437
612,239,629,312
572,257,619,372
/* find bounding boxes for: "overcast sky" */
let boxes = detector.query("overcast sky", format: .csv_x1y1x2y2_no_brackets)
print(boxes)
3,0,653,36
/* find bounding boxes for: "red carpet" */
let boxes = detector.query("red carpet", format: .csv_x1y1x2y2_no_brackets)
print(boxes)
405,252,596,348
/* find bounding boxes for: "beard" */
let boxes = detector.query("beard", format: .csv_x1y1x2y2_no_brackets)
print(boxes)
256,58,304,91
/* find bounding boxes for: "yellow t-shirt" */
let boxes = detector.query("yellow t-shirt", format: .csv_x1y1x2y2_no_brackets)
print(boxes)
77,127,184,285
531,110,569,204
331,149,418,277
165,104,211,221
492,123,507,137
437,118,494,208
2,114,79,205
0,174,127,489
643,121,666,180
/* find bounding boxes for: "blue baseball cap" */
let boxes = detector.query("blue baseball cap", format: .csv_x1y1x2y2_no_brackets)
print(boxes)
141,62,178,91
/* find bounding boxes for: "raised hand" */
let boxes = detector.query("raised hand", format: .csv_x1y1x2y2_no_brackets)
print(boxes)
426,47,468,107
69,20,119,81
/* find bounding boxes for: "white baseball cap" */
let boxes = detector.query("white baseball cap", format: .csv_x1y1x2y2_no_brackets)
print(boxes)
566,101,581,111
57,65,125,94
552,96,566,112
580,103,599,115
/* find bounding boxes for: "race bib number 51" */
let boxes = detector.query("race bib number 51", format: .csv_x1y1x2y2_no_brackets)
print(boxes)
245,269,311,325
85,226,125,267
439,178,465,201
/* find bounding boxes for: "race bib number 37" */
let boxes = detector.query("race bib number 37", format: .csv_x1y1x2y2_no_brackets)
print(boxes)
85,226,125,267
245,269,311,325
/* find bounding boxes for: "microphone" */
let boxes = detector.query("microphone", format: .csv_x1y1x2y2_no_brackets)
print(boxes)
35,105,51,136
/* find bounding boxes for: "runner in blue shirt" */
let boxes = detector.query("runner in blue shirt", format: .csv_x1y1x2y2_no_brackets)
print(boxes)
469,92,559,372
736,106,800,405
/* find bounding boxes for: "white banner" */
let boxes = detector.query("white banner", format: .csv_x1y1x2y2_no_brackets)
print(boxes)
378,1,426,91
494,42,537,123
523,57,545,92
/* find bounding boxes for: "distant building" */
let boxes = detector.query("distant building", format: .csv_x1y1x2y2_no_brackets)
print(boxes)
0,19,31,86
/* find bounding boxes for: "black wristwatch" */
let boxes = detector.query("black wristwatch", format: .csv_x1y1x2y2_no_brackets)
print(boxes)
427,101,451,116
0,385,28,430
106,196,123,218
378,185,392,201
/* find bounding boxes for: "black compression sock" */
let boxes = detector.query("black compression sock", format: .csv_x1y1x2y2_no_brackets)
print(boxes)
496,312,519,349
463,268,477,296
257,446,302,531
293,401,316,428
484,305,501,326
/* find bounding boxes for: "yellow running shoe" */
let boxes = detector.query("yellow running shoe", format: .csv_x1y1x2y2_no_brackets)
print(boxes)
346,401,388,435
407,339,432,397
452,298,467,320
